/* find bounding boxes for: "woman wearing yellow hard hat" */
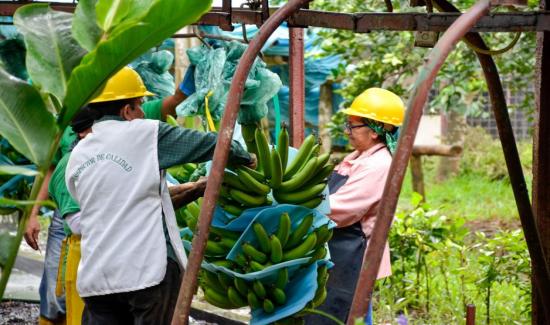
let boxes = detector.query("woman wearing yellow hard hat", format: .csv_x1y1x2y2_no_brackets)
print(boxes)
309,88,405,325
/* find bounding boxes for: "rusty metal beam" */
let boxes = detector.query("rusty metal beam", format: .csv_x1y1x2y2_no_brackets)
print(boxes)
346,0,492,322
533,0,550,320
2,2,550,32
289,27,305,147
170,1,313,324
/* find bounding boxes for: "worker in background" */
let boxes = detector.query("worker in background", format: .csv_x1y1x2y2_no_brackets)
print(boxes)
65,66,255,325
309,88,405,325
24,65,197,325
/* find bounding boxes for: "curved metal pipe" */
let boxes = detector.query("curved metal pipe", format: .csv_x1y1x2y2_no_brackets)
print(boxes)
433,0,550,319
346,1,491,322
170,0,312,324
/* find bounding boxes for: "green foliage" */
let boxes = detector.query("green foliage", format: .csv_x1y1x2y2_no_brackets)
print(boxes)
378,197,531,324
14,4,87,104
0,68,58,166
460,127,532,181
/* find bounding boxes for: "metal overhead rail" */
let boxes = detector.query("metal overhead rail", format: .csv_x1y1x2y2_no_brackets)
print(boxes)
2,2,550,32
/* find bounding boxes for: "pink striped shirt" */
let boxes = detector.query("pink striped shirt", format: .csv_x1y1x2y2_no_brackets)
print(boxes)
329,142,393,278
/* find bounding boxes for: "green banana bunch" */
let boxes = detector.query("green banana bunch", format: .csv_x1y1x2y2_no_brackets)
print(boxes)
271,131,334,209
218,167,270,216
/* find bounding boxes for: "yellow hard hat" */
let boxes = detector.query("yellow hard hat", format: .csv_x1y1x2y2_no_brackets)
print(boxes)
341,88,405,126
89,66,154,103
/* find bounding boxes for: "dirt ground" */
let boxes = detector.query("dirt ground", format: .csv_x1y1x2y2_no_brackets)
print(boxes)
0,301,39,325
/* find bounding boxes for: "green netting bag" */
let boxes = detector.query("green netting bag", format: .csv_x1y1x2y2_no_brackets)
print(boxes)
134,50,175,101
176,41,281,124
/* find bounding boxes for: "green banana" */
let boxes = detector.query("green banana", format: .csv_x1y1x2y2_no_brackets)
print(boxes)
205,241,227,256
166,115,179,127
227,286,247,307
222,204,244,216
234,277,249,296
314,152,330,171
204,287,235,309
201,270,223,292
247,291,261,309
229,188,266,207
302,163,335,189
279,157,318,192
278,124,289,170
284,134,315,180
255,128,272,178
242,242,268,263
183,209,197,232
217,272,233,290
275,212,291,247
249,260,266,272
270,148,283,189
223,171,249,192
314,224,332,248
182,163,197,173
239,165,266,183
311,287,327,308
219,237,237,250
210,227,241,240
234,253,248,267
252,280,266,299
299,196,323,209
274,183,326,204
186,201,200,218
286,214,314,248
283,232,317,261
275,268,289,289
272,288,287,305
263,298,275,313
307,246,327,265
241,124,259,157
253,223,271,254
270,235,283,263
211,260,234,268
236,168,270,195
317,265,328,283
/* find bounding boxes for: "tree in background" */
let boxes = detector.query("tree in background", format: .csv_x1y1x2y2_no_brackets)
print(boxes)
314,0,535,179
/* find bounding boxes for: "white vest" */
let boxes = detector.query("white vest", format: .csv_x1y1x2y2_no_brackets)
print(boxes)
66,119,187,297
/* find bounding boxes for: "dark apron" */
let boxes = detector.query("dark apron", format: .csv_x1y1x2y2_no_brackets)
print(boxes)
305,172,367,324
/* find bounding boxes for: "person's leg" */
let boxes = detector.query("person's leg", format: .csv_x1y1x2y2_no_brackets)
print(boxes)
65,236,85,325
39,210,67,322
82,294,132,325
129,259,182,325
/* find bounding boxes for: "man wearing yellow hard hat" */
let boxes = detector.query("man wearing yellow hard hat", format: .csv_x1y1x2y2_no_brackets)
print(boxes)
64,66,255,324
308,88,405,325
25,66,198,325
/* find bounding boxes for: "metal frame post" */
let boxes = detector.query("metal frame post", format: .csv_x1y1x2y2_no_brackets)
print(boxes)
289,27,305,147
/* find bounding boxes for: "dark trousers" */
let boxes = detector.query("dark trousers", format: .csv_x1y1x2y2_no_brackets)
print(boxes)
82,259,181,325
306,223,366,324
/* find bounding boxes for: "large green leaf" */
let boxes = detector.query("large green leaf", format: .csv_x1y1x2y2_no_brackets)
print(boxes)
96,0,151,34
0,69,58,166
72,0,102,51
14,4,86,103
61,0,212,126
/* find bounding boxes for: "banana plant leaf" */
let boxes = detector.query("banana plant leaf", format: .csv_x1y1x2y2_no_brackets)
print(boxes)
0,165,39,177
61,0,212,127
72,0,101,52
14,4,86,103
95,0,151,34
0,68,58,166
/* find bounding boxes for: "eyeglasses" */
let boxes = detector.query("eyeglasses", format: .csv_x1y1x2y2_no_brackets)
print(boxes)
344,122,370,133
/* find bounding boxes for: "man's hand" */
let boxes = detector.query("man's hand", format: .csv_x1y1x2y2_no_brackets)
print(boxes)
24,214,40,251
245,153,257,170
169,177,207,210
